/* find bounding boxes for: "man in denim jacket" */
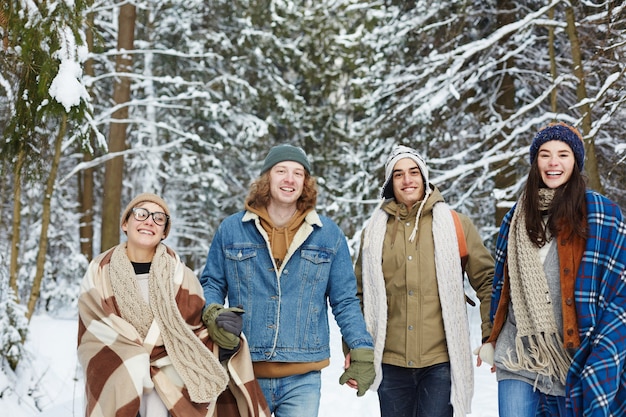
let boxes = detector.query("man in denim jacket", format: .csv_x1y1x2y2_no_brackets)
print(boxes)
200,144,375,416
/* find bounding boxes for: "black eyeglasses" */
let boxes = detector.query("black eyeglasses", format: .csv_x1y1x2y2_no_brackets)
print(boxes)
132,207,169,226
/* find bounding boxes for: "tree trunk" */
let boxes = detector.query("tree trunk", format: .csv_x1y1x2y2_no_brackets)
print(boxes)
26,116,66,320
493,0,518,226
548,7,557,113
79,9,96,261
79,148,95,260
100,3,136,251
564,3,603,193
0,9,7,49
9,149,25,302
0,163,7,239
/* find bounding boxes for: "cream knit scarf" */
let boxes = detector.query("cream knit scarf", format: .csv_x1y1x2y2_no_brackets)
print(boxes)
362,202,472,416
505,189,571,383
108,243,229,403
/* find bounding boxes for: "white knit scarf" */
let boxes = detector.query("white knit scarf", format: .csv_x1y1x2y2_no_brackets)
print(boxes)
362,202,473,416
505,189,571,383
108,243,229,403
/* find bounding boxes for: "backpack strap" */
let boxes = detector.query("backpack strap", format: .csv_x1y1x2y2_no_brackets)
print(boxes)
451,209,468,270
451,209,475,306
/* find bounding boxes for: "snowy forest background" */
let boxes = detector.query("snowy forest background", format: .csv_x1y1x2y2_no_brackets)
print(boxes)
1,0,625,413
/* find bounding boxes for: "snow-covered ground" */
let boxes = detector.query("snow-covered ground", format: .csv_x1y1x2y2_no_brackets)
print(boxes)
2,310,498,416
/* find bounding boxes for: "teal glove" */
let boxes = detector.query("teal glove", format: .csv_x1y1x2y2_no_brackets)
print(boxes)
202,303,245,350
339,348,375,396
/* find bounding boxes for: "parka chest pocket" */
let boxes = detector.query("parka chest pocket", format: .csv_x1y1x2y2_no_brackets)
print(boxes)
224,246,258,280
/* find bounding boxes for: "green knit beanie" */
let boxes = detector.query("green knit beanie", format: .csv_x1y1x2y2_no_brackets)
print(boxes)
261,144,311,174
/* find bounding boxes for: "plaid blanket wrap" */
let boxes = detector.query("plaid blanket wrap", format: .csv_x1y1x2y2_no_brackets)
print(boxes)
491,190,626,416
77,244,269,417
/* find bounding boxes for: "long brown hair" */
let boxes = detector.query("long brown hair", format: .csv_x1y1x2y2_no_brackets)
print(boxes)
245,171,318,212
522,161,587,247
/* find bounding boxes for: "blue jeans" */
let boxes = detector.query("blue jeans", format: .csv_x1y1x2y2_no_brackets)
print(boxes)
378,362,453,417
498,379,567,417
257,371,321,417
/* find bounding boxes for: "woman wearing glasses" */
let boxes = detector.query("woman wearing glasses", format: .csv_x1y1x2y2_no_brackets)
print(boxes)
77,193,268,417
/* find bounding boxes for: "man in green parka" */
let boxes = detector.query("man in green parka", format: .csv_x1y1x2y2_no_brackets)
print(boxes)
355,144,494,417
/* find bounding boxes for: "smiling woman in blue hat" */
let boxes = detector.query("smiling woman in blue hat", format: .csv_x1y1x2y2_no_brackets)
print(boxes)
486,122,626,417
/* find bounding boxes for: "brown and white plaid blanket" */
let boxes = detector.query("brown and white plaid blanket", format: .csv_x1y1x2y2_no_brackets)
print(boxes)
77,244,269,417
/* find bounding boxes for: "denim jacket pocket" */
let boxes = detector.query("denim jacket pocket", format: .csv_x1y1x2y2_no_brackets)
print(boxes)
299,248,332,283
225,246,257,261
300,248,332,264
224,246,259,281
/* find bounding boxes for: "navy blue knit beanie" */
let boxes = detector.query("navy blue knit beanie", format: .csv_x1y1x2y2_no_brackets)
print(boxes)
261,144,311,174
529,122,585,171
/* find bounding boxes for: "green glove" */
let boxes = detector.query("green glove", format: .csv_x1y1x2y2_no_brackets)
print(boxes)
339,348,375,396
202,303,245,350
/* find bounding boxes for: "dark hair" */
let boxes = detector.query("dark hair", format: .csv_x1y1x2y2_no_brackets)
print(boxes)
522,161,587,246
245,171,318,211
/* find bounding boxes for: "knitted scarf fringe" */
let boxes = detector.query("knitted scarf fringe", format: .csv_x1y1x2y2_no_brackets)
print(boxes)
504,333,571,385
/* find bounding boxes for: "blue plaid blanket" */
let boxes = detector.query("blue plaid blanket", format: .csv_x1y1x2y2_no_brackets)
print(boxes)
490,190,626,416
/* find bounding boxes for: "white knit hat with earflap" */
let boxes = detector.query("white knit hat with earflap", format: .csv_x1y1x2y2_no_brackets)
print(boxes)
380,145,430,200
380,145,431,242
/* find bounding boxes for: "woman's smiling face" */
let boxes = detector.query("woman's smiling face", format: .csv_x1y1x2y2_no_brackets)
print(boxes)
536,140,576,189
122,201,167,249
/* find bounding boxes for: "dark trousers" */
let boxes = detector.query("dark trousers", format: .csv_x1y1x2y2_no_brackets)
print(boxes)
378,362,453,417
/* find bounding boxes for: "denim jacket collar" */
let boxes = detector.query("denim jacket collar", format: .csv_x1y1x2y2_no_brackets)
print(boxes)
242,208,323,228
242,209,323,276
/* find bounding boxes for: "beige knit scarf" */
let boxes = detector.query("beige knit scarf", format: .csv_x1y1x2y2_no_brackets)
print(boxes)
505,189,571,383
108,243,229,403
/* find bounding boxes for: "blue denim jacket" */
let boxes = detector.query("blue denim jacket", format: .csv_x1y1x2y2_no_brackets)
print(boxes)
200,210,373,363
